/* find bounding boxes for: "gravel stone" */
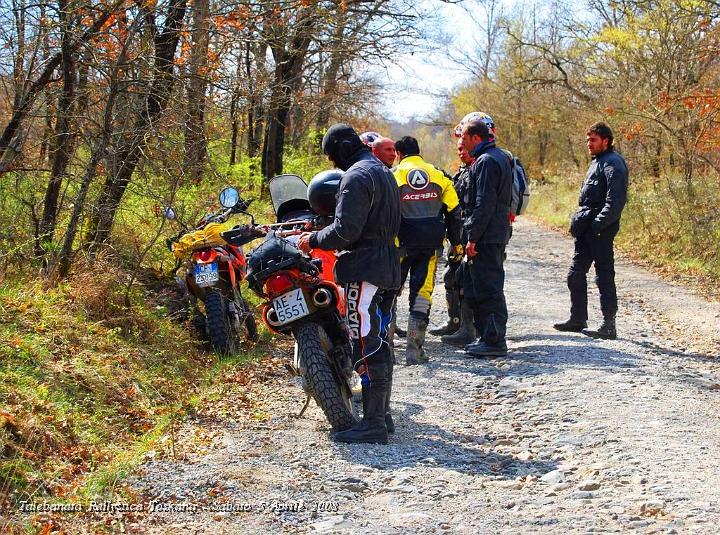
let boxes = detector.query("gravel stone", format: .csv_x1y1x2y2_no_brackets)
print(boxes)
94,219,720,534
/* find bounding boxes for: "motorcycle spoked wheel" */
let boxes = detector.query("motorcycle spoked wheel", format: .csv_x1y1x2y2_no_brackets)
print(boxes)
203,290,238,357
294,322,358,431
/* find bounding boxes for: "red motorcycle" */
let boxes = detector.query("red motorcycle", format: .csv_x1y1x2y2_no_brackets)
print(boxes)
222,174,360,430
164,188,258,356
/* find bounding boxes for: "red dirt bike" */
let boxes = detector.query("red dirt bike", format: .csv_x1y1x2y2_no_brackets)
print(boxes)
164,188,258,357
221,175,360,430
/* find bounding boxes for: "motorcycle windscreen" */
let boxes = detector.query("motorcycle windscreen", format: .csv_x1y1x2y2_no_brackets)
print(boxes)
269,174,310,215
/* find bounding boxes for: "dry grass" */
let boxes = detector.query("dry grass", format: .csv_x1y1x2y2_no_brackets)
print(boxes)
0,259,218,524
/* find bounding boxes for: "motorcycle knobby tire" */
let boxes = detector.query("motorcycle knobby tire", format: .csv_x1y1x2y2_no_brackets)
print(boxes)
294,322,357,431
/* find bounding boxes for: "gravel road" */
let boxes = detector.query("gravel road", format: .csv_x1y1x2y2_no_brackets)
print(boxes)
115,219,720,534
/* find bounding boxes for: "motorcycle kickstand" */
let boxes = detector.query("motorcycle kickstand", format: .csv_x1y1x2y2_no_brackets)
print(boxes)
283,362,311,418
296,393,312,418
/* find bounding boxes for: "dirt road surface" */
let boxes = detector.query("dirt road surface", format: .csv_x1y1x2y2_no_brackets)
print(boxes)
116,219,720,533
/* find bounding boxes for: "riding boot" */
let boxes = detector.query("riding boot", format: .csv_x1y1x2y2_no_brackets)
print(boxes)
405,316,429,365
553,318,588,332
582,317,617,340
429,291,461,336
332,383,388,444
441,301,476,347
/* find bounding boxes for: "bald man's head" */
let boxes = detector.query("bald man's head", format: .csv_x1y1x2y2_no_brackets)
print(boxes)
372,137,397,168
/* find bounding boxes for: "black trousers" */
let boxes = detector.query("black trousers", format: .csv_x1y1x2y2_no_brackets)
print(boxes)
567,228,618,321
468,244,507,345
443,259,462,294
344,282,394,388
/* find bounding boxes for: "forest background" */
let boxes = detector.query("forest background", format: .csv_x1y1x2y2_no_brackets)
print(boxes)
0,0,718,526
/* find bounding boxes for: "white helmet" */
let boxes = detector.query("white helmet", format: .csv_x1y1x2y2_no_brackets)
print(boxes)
359,131,382,147
454,112,495,138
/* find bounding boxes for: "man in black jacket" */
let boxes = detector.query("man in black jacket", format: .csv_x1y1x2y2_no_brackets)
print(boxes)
298,123,400,444
554,122,628,339
458,118,513,357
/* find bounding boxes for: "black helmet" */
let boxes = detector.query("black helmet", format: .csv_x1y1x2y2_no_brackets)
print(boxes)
308,169,342,216
321,123,367,171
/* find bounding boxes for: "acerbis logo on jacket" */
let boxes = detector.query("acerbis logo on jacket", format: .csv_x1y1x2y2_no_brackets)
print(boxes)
394,155,459,250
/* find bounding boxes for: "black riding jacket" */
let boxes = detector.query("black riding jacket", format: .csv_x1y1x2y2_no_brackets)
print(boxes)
577,148,628,235
464,141,513,245
310,151,401,290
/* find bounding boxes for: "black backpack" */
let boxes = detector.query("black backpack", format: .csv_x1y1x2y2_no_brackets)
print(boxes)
502,149,531,216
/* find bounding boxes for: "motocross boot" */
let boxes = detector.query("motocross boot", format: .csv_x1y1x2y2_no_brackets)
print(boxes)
553,318,588,332
582,317,617,340
332,383,388,444
441,301,476,347
465,339,508,357
429,291,461,336
405,316,429,365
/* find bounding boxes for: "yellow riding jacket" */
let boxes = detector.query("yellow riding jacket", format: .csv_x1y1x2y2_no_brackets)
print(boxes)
394,155,462,250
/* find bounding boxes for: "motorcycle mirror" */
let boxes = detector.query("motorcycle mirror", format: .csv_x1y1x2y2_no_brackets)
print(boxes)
219,187,240,208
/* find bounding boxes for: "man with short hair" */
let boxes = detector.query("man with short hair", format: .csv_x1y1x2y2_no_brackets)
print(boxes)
458,119,513,357
298,123,400,444
372,137,397,168
393,136,463,365
554,122,628,340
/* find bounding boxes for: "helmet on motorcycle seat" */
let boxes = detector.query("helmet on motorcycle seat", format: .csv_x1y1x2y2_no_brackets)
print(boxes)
454,112,495,138
308,169,343,216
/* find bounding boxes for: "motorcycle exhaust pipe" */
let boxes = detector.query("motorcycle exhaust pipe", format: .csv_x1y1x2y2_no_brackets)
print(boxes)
312,287,333,308
266,307,283,327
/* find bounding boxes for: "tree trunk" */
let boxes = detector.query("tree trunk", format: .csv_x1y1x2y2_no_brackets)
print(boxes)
316,12,346,131
246,42,264,158
183,0,209,183
229,91,239,165
262,88,292,180
260,13,316,182
86,0,186,247
37,0,77,257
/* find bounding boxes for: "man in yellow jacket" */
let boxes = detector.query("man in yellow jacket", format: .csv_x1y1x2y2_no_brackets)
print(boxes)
393,136,463,365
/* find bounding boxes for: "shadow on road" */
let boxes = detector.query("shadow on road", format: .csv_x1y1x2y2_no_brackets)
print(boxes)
330,399,557,479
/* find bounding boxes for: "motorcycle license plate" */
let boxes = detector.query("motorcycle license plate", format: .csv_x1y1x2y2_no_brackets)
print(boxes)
194,263,219,287
273,288,309,325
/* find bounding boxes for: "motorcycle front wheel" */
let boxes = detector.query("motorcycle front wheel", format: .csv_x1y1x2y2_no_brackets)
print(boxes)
294,322,358,431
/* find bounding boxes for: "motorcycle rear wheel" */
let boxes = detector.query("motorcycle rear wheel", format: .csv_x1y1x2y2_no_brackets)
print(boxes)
294,322,357,431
